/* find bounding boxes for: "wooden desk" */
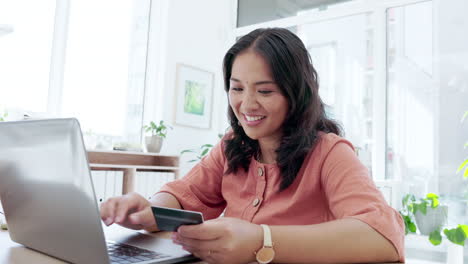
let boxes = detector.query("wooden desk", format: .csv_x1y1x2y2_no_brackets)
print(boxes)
0,226,204,264
87,150,179,195
0,227,405,264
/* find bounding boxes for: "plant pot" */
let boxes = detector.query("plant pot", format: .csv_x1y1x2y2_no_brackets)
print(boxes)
414,205,448,235
145,135,163,153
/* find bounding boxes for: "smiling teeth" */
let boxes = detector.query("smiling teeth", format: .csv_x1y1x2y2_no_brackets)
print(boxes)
246,115,265,121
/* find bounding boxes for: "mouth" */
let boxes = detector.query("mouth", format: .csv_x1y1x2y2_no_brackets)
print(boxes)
243,114,266,126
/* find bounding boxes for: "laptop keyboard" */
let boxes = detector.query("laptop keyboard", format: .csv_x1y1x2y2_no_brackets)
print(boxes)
107,241,170,264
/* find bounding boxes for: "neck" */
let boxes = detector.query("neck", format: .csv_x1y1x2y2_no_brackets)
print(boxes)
258,137,281,164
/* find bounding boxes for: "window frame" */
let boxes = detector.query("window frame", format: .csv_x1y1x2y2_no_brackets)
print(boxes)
233,0,432,200
47,0,165,145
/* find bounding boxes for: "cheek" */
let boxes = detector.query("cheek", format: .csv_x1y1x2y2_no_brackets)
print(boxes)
274,100,289,121
228,95,240,113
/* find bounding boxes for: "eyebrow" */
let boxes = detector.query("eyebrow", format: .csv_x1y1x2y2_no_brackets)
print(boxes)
230,78,275,85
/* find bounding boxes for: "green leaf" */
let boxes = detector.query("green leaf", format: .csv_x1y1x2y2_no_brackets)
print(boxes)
402,194,411,207
188,159,198,163
426,193,439,208
181,149,195,154
201,144,213,148
444,227,467,246
201,148,209,157
462,110,468,122
429,230,442,245
417,202,427,215
459,225,468,237
457,159,468,173
401,214,416,234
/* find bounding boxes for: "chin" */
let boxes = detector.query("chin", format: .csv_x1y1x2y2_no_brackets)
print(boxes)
242,131,261,140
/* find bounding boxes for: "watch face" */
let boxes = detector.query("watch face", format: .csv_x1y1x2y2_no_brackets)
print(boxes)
256,247,275,264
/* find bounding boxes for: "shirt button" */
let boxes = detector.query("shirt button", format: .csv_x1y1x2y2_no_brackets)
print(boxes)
252,198,260,207
257,167,264,177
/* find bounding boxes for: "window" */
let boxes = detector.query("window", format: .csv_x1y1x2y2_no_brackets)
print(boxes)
235,0,468,217
297,13,375,176
0,0,56,114
387,1,468,225
237,0,354,27
62,0,151,145
0,0,153,148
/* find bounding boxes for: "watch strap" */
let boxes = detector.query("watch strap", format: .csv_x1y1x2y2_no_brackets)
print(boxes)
261,224,273,247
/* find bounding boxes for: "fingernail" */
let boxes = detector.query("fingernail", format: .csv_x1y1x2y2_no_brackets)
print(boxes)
115,216,122,223
105,218,112,226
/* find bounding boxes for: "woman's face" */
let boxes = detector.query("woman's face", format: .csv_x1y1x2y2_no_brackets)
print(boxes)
228,50,289,142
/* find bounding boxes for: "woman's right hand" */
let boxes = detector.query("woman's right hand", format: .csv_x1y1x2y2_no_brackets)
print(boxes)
100,192,158,231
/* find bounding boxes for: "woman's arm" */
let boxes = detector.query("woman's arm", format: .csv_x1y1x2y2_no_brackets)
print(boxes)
174,217,400,264
100,191,182,232
143,192,182,232
270,218,399,263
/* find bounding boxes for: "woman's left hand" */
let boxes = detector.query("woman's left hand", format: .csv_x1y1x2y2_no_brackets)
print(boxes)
172,217,263,264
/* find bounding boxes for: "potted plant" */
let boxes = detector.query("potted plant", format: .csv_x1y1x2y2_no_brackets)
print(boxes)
143,120,172,153
400,193,468,246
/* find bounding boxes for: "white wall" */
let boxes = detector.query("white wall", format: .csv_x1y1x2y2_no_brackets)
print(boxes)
152,0,232,176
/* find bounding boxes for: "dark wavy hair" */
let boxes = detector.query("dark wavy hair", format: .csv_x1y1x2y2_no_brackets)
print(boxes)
223,28,342,191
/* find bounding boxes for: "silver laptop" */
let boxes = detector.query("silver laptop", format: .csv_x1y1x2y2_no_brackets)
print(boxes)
0,118,197,264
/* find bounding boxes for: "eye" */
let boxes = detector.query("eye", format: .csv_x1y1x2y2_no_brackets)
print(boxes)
258,90,272,94
230,87,243,92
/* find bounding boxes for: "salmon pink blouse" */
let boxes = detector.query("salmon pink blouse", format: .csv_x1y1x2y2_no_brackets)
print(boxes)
158,133,404,261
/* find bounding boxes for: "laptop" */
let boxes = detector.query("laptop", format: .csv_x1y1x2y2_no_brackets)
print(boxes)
0,118,197,264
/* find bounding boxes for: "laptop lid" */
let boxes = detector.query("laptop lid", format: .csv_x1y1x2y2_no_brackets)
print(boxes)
0,118,109,263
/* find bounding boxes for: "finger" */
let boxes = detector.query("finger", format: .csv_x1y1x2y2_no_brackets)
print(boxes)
177,221,224,240
183,246,218,263
100,199,117,226
114,197,134,223
174,235,220,252
128,207,156,227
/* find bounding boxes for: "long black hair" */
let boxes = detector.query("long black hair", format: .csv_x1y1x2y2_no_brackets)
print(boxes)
223,28,342,191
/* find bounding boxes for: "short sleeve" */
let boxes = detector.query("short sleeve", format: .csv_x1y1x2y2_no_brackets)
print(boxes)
321,140,405,262
157,140,227,220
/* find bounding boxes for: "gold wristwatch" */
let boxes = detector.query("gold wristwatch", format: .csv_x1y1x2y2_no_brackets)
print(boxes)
256,224,275,264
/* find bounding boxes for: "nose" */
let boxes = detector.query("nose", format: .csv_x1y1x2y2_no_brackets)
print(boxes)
241,91,260,111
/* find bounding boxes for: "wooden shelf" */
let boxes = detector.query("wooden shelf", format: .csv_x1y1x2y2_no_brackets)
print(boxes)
87,150,179,194
90,163,179,171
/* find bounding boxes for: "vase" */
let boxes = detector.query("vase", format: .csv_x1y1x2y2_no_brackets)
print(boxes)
145,135,163,153
414,205,448,236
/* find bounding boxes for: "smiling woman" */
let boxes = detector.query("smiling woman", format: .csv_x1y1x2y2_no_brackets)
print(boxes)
100,27,404,264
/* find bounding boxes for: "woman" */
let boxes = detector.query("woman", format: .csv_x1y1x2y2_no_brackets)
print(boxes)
100,28,404,263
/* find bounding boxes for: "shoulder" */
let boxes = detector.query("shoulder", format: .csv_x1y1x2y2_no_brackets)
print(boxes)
313,132,355,157
301,132,357,170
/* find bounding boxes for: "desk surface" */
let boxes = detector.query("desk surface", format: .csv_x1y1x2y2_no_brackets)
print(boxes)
0,226,404,264
0,226,204,264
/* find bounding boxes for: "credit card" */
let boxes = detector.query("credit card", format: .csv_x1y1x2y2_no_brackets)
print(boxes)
151,206,204,232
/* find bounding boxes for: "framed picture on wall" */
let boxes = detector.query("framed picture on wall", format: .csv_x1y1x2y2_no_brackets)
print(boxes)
174,64,214,129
